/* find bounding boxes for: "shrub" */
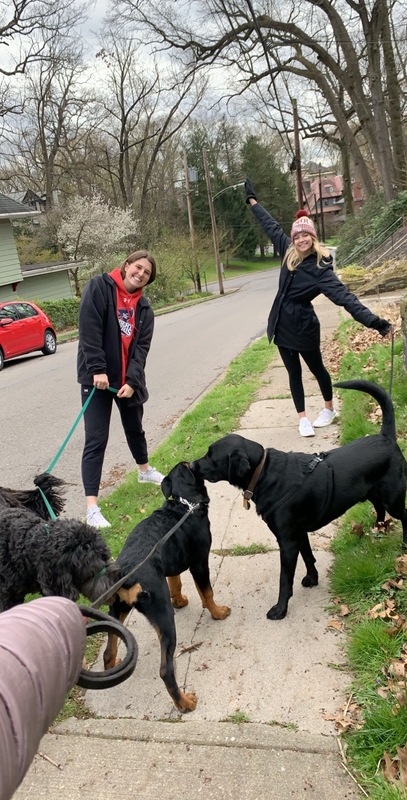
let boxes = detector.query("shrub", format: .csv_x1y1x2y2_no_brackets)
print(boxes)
37,298,80,331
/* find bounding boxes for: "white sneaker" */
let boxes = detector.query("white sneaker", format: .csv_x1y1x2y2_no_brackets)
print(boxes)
138,466,164,486
86,504,111,529
313,408,338,428
299,418,315,437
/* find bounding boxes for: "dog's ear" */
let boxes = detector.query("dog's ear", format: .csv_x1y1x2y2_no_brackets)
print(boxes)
228,449,252,485
161,475,172,499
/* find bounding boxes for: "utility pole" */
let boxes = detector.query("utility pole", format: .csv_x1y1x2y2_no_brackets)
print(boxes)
202,148,224,295
183,152,201,292
318,166,326,241
291,98,303,210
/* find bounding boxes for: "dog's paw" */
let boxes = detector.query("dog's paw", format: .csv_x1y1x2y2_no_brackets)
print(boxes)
266,604,287,620
210,604,231,620
171,594,189,608
302,572,318,588
178,691,198,712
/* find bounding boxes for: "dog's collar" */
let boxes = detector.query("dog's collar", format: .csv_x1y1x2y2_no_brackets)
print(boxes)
243,451,267,510
175,496,201,512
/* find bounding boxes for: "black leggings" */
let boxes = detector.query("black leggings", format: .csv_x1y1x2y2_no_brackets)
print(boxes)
81,386,148,497
277,346,333,414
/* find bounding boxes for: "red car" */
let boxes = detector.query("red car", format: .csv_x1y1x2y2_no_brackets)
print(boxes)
0,300,57,370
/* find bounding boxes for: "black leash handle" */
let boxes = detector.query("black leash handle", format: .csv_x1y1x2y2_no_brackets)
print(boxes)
77,606,138,690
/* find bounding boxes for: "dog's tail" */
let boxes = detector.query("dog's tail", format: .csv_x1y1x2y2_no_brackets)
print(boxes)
334,380,396,440
30,473,66,518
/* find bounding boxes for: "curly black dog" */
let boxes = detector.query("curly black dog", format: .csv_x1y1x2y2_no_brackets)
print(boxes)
0,472,66,519
0,507,120,611
103,461,230,712
193,380,407,620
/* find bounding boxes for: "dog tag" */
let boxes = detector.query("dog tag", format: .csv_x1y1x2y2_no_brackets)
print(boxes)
243,497,251,510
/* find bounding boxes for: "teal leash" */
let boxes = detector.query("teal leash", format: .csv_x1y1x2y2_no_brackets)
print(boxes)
39,386,119,520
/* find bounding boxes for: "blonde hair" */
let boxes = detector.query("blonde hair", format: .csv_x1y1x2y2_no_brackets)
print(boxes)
283,238,330,272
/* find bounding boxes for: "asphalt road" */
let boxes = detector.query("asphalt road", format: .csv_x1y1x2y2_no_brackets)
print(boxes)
1,270,279,517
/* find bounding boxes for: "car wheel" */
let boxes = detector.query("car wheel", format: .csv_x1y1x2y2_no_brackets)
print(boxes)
0,348,3,370
42,329,57,355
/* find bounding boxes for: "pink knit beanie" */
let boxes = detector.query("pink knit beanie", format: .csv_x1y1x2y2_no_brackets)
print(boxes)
290,209,316,241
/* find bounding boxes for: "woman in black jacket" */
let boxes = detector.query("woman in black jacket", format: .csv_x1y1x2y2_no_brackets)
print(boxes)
245,179,392,437
77,250,164,529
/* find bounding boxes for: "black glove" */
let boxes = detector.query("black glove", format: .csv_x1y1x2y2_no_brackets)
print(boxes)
244,178,257,204
376,318,392,336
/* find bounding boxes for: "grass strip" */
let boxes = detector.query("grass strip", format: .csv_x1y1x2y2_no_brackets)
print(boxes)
331,323,407,799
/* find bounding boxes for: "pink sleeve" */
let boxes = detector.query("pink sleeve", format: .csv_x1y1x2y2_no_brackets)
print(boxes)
0,597,86,800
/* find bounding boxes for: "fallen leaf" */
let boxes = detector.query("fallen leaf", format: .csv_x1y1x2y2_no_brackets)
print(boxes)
327,619,343,631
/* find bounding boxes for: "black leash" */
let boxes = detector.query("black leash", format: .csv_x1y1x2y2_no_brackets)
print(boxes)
90,502,199,610
389,328,395,398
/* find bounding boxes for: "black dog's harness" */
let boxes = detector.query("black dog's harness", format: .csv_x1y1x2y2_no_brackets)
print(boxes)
243,451,328,513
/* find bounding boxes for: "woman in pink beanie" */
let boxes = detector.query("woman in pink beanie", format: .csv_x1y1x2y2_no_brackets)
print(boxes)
245,179,392,437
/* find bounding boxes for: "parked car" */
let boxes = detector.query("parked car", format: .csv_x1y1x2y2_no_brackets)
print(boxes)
0,301,57,370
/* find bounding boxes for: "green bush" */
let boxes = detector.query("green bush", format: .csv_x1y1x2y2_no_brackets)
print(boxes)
38,298,80,331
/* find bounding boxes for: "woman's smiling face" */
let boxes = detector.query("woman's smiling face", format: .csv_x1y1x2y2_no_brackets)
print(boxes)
293,232,314,256
123,258,152,292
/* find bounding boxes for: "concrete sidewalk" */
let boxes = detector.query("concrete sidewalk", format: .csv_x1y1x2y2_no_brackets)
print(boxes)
14,295,377,800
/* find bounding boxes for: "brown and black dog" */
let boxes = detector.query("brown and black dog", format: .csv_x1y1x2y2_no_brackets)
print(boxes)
103,461,230,712
193,380,407,621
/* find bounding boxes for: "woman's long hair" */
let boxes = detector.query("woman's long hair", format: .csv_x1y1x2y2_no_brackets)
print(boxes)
283,238,331,272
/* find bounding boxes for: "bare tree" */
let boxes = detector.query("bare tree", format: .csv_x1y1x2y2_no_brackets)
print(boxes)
0,0,88,119
0,37,98,208
112,0,406,201
87,31,207,235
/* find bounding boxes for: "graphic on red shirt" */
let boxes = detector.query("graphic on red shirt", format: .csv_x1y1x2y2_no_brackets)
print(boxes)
118,307,134,338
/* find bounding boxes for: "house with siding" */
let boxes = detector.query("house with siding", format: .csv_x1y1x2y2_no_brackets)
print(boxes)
0,193,81,303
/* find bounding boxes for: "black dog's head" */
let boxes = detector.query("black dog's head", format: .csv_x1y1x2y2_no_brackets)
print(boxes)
192,434,265,490
161,461,209,505
36,518,120,604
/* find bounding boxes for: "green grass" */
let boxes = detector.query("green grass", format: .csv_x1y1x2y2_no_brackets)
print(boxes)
330,321,407,797
223,710,252,724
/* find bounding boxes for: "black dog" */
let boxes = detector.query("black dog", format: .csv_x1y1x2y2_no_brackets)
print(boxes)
193,380,407,620
0,472,66,519
0,507,120,611
103,462,230,712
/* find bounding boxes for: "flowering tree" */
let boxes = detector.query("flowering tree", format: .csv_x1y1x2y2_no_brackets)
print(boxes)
57,193,136,295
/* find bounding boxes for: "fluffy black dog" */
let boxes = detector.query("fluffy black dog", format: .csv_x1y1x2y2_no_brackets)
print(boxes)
103,461,230,712
0,507,120,611
193,380,407,620
0,472,66,519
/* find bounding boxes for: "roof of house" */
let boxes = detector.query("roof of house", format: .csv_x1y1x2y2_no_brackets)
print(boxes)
21,261,87,276
0,193,40,219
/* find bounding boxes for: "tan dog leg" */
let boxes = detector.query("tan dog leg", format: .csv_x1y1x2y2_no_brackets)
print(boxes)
194,582,231,620
167,575,189,608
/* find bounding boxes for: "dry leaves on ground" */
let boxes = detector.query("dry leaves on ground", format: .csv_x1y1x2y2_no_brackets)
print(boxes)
321,301,401,375
380,745,407,788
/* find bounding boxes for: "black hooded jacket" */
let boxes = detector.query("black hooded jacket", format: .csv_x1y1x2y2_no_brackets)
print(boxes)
251,203,388,350
77,273,154,402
